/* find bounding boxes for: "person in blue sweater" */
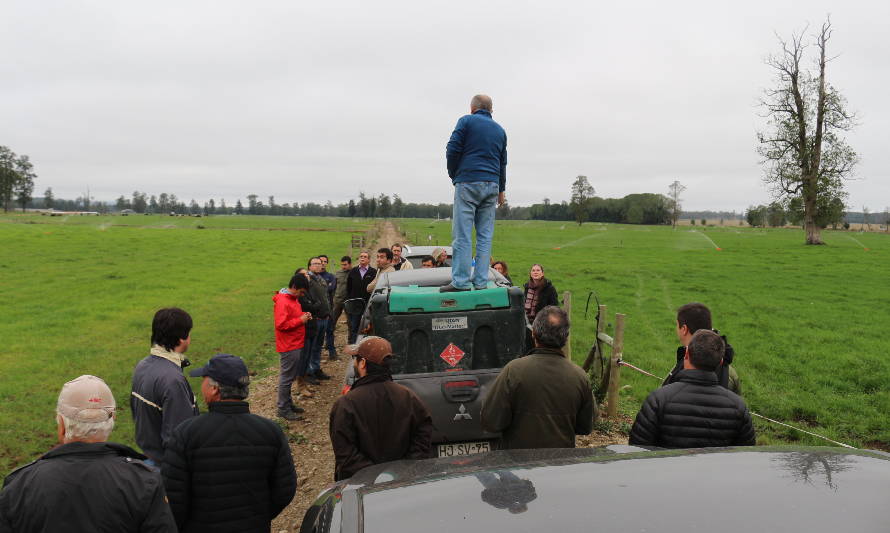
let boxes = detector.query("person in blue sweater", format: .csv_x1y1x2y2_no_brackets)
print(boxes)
441,94,507,292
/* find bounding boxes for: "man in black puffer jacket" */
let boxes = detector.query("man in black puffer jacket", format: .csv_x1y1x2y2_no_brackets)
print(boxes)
162,354,297,533
629,330,755,448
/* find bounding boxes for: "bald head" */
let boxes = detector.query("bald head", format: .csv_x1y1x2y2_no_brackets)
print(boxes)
471,94,493,112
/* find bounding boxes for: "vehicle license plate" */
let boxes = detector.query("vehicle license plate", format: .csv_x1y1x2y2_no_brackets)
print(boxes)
437,441,491,457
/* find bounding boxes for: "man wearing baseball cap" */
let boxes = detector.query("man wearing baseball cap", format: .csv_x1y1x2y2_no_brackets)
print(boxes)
162,353,297,532
0,375,176,532
329,337,433,481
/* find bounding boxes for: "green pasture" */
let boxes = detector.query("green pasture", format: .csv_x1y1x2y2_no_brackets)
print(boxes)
397,218,890,449
0,214,370,473
2,214,888,475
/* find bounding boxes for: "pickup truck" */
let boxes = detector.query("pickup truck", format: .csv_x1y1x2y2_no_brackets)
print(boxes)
342,267,527,458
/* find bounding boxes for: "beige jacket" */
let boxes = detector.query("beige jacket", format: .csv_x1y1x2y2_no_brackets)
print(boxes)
367,264,396,293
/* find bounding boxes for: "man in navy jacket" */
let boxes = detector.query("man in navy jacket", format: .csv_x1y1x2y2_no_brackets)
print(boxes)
442,94,507,292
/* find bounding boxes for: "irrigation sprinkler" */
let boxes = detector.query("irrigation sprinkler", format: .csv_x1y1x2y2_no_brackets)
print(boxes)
846,235,870,251
691,229,722,251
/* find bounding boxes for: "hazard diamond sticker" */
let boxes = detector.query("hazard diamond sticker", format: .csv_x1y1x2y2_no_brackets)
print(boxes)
439,343,465,367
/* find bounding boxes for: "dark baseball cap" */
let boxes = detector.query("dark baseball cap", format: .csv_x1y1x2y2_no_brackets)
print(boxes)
189,353,249,387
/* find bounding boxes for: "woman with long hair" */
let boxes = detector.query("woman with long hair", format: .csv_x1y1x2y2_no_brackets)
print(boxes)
522,264,558,322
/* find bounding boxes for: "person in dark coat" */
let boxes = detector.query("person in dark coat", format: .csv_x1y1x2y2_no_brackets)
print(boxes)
162,354,297,533
131,307,199,467
329,336,433,481
629,330,756,448
481,306,596,449
0,375,176,532
522,264,558,322
662,302,741,395
345,251,377,344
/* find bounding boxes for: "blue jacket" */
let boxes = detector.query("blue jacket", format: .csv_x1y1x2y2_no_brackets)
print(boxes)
446,109,507,192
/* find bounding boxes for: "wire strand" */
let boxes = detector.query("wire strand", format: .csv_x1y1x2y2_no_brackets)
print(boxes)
614,358,857,449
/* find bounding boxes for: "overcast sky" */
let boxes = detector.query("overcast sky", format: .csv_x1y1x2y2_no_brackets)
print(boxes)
2,1,888,211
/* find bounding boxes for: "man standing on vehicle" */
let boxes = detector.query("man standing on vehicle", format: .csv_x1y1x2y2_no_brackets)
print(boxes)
367,247,396,293
329,336,433,481
345,251,376,344
629,330,755,448
481,306,596,449
130,307,199,467
441,94,507,293
163,354,297,532
0,375,176,532
663,302,741,394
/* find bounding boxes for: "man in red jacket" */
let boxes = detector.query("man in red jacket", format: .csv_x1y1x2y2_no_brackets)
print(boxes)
273,274,312,421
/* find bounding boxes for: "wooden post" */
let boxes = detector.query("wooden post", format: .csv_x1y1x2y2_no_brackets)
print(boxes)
562,291,572,361
606,313,625,418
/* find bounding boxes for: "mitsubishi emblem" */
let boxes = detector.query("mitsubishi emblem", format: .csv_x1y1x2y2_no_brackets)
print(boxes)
453,403,472,421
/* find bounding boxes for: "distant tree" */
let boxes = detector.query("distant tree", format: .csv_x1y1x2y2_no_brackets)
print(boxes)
368,196,377,218
358,192,369,218
189,199,200,215
208,198,216,215
378,194,391,218
767,201,787,227
746,205,767,228
235,199,244,215
700,218,707,226
43,187,54,209
13,155,35,212
132,191,148,213
392,194,404,218
219,199,227,214
148,195,158,213
115,195,130,211
569,175,595,226
247,194,259,215
690,218,696,226
757,18,858,245
168,194,179,213
667,180,686,228
885,207,890,232
0,146,18,211
862,206,870,231
348,199,357,217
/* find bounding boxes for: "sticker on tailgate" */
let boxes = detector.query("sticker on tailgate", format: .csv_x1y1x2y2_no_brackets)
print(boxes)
432,317,468,331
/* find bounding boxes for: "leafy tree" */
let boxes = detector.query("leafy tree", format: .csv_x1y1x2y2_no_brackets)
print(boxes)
189,199,200,215
0,146,17,211
13,155,35,212
208,199,216,215
378,194,391,218
132,191,148,213
569,175,594,225
149,195,158,213
767,202,787,227
247,194,259,215
746,205,767,227
757,18,857,244
235,199,244,215
43,187,54,209
392,194,404,218
348,199,357,217
115,195,130,211
667,180,686,228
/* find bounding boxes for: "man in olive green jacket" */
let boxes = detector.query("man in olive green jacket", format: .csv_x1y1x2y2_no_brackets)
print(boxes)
481,306,596,449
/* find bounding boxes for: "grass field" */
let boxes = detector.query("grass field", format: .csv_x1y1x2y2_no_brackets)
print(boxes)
2,214,888,474
0,214,371,473
398,218,890,449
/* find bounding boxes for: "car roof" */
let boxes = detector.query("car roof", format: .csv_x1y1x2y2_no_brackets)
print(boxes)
370,266,509,289
334,446,890,533
403,246,452,257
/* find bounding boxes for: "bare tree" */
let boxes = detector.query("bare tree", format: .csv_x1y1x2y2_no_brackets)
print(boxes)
861,206,870,231
667,180,686,229
757,17,857,245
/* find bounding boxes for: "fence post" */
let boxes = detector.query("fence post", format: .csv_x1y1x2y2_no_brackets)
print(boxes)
562,291,572,360
606,313,625,418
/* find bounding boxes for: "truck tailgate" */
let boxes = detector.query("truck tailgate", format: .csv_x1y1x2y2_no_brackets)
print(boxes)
394,368,502,445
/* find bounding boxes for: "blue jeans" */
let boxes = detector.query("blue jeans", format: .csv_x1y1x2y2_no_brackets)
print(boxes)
307,318,329,374
452,181,499,289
